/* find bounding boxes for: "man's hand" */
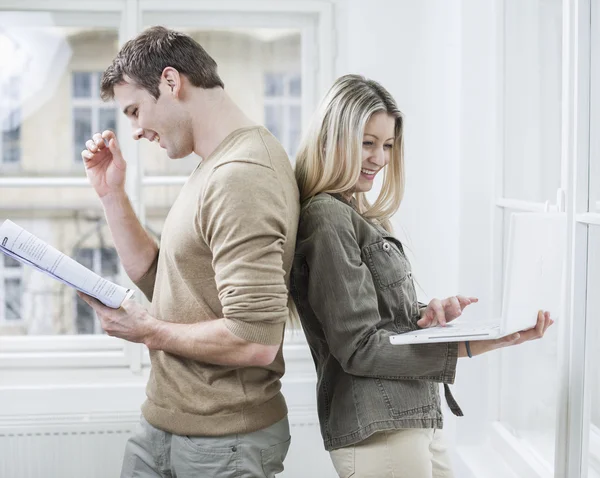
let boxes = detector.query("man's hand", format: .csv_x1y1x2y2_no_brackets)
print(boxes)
77,292,158,344
81,130,127,199
417,295,479,328
77,291,279,367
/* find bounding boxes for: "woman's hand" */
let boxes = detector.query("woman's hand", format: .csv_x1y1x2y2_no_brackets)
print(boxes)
417,295,479,328
461,310,553,357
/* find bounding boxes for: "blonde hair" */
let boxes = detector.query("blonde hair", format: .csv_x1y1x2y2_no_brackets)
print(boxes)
295,74,405,232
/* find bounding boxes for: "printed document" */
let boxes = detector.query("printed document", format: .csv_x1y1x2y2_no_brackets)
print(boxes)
0,219,133,308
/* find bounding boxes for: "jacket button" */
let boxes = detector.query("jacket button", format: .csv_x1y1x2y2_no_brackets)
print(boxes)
383,242,391,252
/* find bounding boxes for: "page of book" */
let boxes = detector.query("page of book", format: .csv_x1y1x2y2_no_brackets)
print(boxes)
0,220,133,309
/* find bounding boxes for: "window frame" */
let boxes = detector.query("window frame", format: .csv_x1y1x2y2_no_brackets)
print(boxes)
489,0,600,477
0,0,333,373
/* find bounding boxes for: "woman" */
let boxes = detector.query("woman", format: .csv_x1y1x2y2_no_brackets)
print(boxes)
290,74,553,478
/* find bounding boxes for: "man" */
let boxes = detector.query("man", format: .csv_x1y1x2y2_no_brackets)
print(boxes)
79,26,299,477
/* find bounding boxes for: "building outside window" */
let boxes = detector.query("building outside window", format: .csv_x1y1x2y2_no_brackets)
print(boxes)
0,255,23,323
73,246,119,334
264,72,302,159
72,71,116,162
1,77,21,166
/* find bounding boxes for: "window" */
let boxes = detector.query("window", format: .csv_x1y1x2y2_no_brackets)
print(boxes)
502,0,562,203
586,3,600,475
491,0,600,476
588,228,600,477
495,0,564,469
1,77,21,166
72,71,116,162
74,247,119,334
0,3,329,368
264,72,302,159
0,255,23,323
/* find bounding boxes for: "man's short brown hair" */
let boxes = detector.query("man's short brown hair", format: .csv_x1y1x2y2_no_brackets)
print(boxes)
101,26,224,101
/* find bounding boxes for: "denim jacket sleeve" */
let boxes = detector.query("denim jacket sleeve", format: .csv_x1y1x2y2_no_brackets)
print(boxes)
298,202,458,383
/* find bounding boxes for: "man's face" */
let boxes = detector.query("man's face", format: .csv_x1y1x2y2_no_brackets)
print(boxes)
113,76,193,159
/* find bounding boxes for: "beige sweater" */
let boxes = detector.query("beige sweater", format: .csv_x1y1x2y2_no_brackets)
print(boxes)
135,126,300,436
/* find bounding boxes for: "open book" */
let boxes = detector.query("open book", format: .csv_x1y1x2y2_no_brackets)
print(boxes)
0,219,133,309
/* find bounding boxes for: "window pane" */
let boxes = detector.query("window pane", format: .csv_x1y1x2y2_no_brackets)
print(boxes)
4,255,21,268
74,248,94,270
73,107,92,161
4,278,22,320
587,226,600,476
1,18,119,176
100,247,119,278
75,294,95,334
0,204,121,335
265,104,283,140
2,110,21,164
289,105,301,159
498,207,561,466
503,0,562,202
72,72,92,98
98,108,116,133
139,27,301,176
143,185,184,233
142,185,180,251
289,74,301,97
265,73,285,96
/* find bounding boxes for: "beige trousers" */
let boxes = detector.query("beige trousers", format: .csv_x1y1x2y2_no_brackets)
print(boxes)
329,428,454,478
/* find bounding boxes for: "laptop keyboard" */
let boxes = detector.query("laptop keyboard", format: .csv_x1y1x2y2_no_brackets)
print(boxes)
431,322,500,336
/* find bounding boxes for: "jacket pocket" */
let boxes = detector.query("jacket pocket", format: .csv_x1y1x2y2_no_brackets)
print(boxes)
363,238,411,290
375,378,435,419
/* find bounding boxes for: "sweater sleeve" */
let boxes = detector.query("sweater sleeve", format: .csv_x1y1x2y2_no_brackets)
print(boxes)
133,250,159,302
199,161,291,345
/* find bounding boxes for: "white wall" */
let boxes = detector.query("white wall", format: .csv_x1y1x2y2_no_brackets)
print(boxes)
337,0,462,301
454,0,499,453
335,0,502,474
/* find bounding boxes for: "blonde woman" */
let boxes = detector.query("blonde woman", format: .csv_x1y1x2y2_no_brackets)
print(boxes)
290,74,553,478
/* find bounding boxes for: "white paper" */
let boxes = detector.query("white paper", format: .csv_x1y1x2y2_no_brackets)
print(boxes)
0,219,133,309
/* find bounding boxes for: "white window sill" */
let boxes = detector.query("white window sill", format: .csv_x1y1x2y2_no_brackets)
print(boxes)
0,335,128,368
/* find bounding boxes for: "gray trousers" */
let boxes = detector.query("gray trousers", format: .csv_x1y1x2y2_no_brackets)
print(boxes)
121,416,291,478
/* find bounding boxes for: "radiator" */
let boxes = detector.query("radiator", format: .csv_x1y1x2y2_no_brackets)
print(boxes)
0,413,138,478
0,410,336,478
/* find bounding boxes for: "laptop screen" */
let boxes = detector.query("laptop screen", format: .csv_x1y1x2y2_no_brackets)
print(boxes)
500,212,566,334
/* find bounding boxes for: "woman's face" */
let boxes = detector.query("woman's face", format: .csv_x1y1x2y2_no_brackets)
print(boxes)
350,112,395,196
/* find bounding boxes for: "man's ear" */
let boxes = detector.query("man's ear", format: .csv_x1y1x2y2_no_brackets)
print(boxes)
162,67,181,97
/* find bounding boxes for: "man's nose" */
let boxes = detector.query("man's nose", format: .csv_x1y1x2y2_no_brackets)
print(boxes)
132,128,144,141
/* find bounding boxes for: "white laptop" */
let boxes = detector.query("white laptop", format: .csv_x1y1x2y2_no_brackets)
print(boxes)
389,212,566,345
